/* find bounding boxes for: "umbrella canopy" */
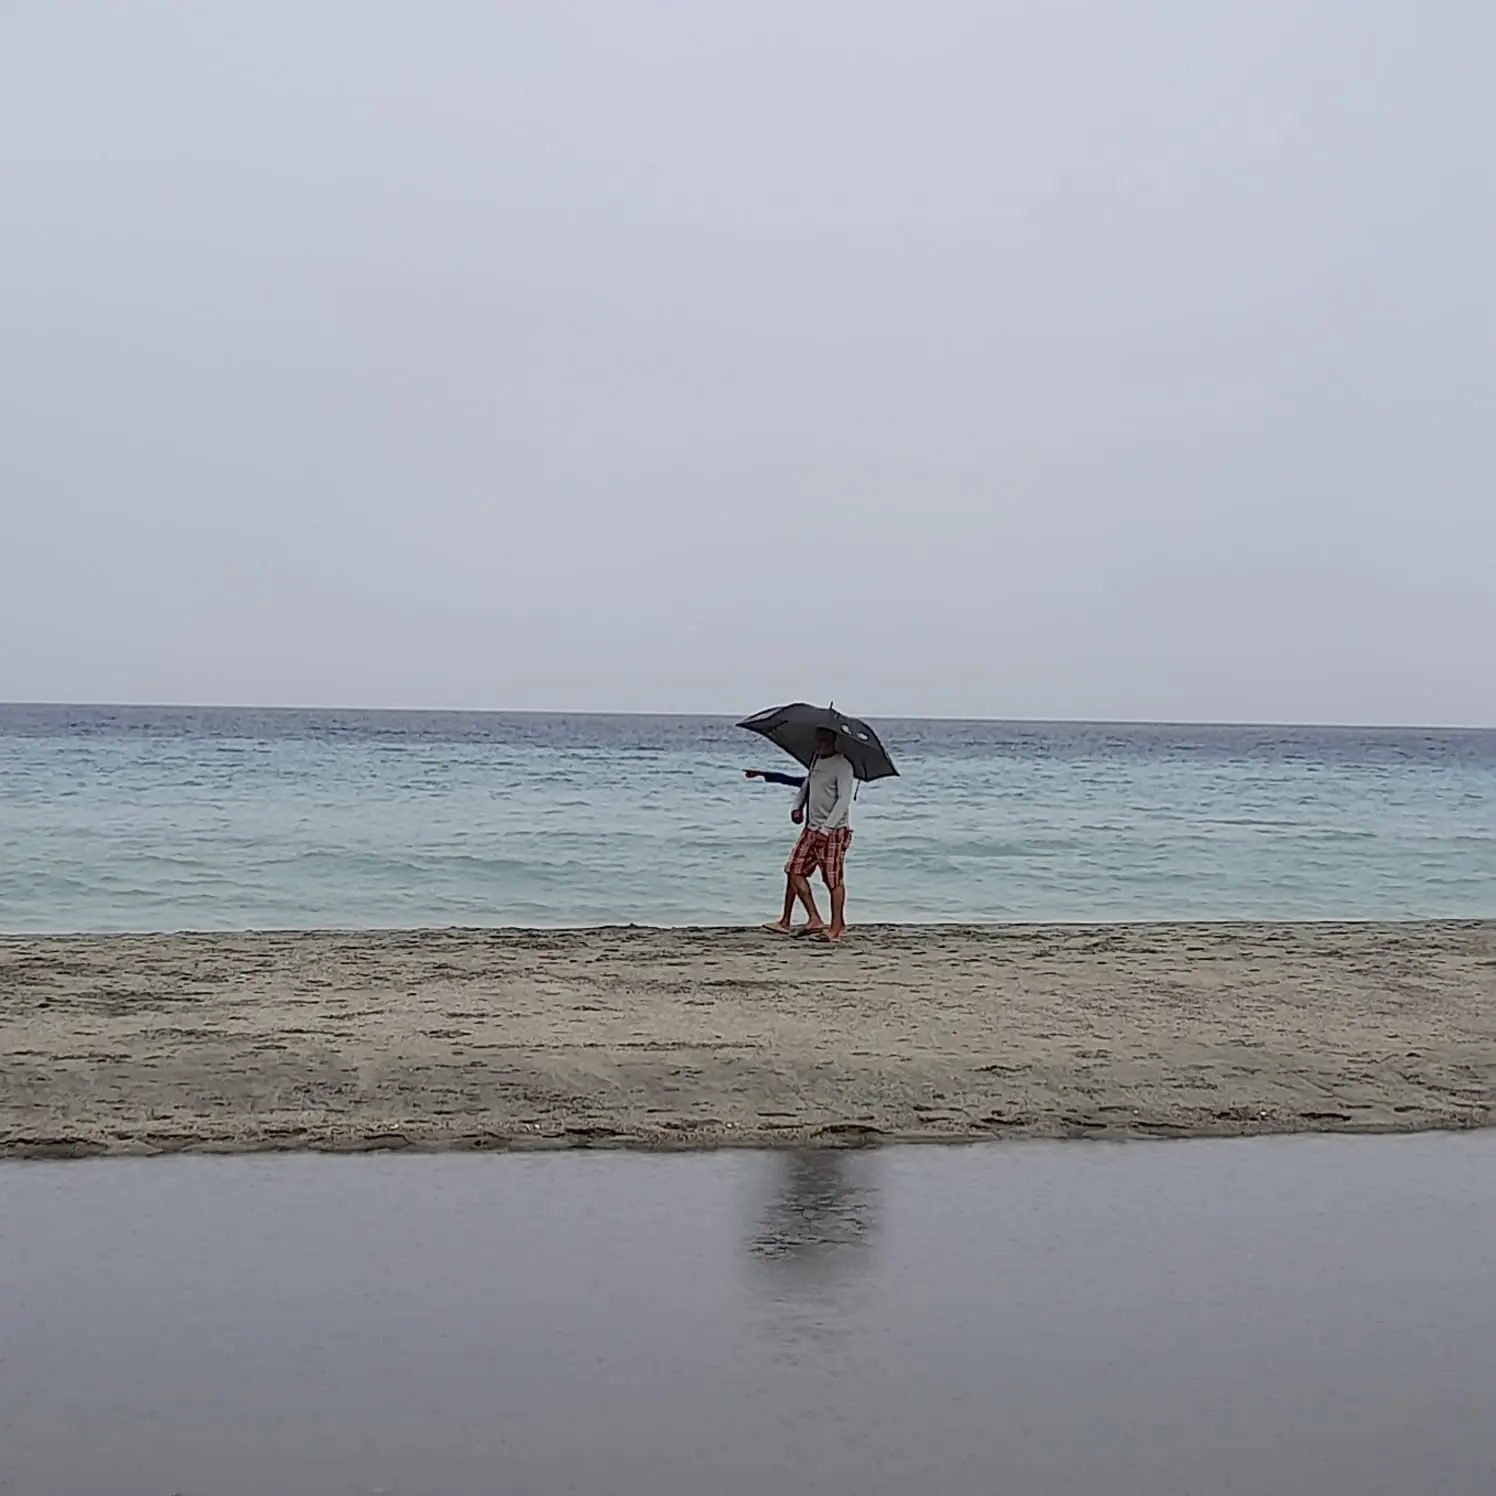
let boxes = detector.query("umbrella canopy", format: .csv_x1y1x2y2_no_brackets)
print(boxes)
737,703,898,782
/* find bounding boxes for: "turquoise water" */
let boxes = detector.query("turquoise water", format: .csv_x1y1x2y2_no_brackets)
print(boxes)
2,706,1494,932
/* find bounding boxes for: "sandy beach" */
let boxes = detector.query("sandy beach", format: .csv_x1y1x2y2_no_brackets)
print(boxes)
2,922,1494,1157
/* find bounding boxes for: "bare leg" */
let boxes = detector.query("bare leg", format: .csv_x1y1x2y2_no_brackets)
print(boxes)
827,882,848,940
791,873,825,930
764,874,796,933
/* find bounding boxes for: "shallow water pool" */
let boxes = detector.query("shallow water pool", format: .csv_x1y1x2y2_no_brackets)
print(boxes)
2,1134,1494,1495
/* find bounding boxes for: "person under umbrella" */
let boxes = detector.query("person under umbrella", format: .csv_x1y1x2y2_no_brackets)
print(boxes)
738,703,896,940
744,767,806,931
777,727,857,940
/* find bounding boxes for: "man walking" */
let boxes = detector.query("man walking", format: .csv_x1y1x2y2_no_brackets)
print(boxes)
783,727,856,941
746,767,806,932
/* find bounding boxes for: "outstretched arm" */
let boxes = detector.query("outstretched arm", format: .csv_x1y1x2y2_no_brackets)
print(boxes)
758,770,805,788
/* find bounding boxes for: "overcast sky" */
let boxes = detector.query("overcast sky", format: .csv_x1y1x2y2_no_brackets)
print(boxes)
3,2,1491,723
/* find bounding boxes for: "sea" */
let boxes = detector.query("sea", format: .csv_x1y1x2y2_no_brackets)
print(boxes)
2,704,1494,932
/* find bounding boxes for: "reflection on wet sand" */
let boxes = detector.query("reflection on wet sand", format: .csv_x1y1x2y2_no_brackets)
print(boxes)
747,1149,882,1286
8,1139,1496,1496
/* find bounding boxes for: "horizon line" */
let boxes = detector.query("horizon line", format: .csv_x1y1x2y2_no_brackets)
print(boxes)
3,700,1494,734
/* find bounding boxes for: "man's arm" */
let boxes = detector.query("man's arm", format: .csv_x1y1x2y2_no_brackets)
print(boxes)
745,769,806,787
792,778,809,820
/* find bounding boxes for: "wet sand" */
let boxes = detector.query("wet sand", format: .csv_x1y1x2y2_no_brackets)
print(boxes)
2,922,1494,1157
8,1138,1496,1495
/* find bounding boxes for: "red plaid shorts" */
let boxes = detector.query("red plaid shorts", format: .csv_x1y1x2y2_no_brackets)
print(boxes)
786,826,853,888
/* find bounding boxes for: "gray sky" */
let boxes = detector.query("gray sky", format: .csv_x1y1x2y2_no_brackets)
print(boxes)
3,2,1491,723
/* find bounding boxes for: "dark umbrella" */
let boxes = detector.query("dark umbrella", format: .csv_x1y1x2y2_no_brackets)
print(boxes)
736,703,898,782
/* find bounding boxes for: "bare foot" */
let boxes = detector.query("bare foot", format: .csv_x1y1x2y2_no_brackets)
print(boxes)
792,921,826,938
762,920,793,934
826,925,848,942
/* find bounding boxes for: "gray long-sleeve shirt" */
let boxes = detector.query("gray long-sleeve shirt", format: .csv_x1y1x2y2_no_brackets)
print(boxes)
793,754,856,830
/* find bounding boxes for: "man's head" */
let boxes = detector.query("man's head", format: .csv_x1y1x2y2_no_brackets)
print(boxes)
815,728,839,757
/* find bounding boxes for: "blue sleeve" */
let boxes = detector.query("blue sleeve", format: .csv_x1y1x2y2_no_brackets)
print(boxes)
761,771,806,787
